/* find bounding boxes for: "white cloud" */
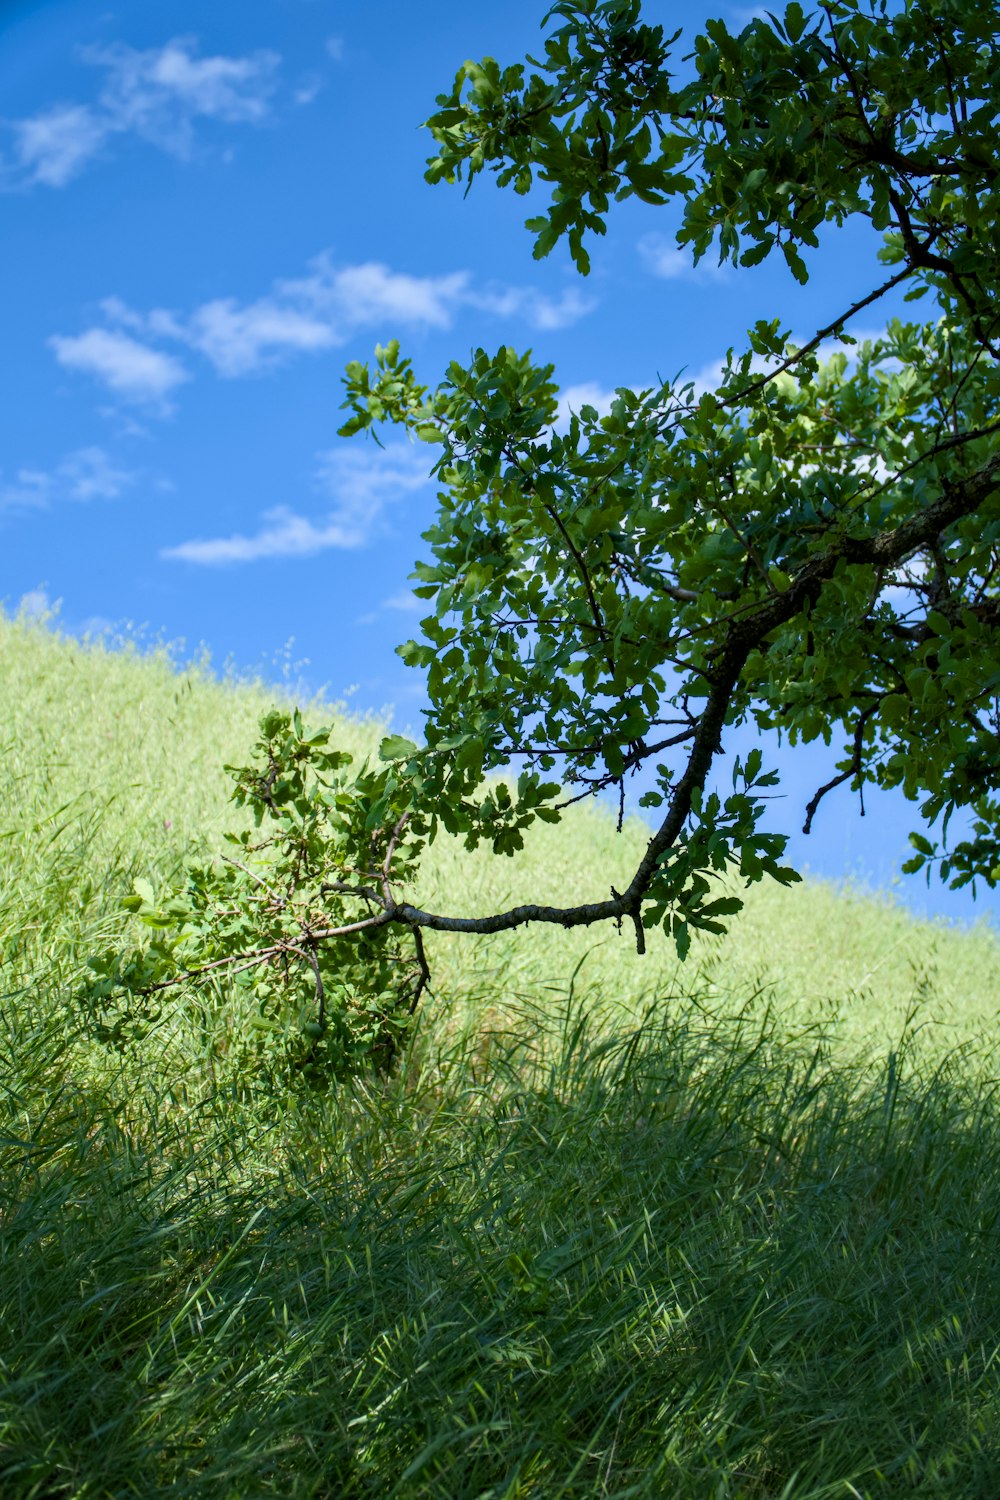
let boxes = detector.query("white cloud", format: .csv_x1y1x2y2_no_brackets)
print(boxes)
685,326,894,401
685,356,729,396
162,442,433,566
683,348,792,398
94,258,475,381
811,327,892,365
7,37,279,189
554,381,622,430
356,589,423,626
184,299,337,377
49,327,189,404
61,444,136,499
0,466,49,510
72,253,592,395
325,36,345,61
638,233,730,283
682,326,892,401
275,257,471,334
312,442,434,541
728,6,773,24
0,445,135,511
554,328,892,439
18,587,56,619
382,589,421,611
637,237,691,280
162,506,359,565
528,288,595,331
87,36,279,155
95,37,277,122
13,103,109,187
466,284,596,331
293,75,323,106
98,295,148,332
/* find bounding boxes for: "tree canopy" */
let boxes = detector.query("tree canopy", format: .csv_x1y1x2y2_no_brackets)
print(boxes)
90,0,1000,1068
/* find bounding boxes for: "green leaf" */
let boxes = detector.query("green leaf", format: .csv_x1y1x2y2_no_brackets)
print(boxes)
782,240,809,285
379,735,419,762
740,235,775,267
784,1,807,41
908,831,935,856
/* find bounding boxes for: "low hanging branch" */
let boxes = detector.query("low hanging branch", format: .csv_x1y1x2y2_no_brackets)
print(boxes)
377,448,1000,945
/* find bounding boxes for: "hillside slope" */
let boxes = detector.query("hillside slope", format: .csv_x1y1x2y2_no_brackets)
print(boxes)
4,611,1000,1499
2,611,997,1053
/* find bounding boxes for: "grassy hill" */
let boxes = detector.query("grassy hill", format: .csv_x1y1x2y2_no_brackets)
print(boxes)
2,613,1000,1497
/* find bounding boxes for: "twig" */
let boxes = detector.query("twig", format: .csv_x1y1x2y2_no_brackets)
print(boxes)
381,812,410,904
714,266,915,409
802,701,880,834
283,941,327,1030
407,926,431,1015
221,854,282,906
321,878,381,905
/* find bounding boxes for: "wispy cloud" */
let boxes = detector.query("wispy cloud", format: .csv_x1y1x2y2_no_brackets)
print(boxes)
466,284,597,331
811,327,891,364
56,253,596,402
17,587,57,619
91,36,278,139
0,445,136,511
306,261,470,333
162,442,432,565
170,260,472,377
13,104,109,187
162,506,360,565
293,75,323,106
5,36,280,189
551,326,894,454
382,589,421,611
638,233,730,283
554,381,623,430
49,327,189,405
61,445,137,499
184,299,339,377
313,444,435,541
727,6,773,25
356,588,423,626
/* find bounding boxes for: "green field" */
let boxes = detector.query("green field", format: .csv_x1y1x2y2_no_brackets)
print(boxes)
2,612,999,1497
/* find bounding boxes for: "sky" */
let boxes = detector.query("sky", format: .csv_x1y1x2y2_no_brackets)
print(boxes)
1,0,994,931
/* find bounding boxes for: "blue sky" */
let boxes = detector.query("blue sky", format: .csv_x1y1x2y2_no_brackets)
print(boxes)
1,0,993,930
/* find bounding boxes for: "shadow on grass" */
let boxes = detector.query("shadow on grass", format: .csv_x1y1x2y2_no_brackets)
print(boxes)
2,982,1000,1497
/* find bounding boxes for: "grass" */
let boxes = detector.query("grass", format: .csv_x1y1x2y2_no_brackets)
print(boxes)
2,611,1000,1497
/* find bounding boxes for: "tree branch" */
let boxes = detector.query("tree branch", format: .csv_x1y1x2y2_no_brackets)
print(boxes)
383,451,1000,947
715,265,915,409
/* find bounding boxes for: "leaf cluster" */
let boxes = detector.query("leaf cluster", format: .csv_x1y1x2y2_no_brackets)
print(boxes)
82,711,432,1080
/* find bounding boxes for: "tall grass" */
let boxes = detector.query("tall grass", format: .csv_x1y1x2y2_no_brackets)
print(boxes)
2,613,1000,1496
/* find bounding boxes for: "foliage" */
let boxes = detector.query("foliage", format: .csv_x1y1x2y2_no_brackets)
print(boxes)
92,0,1000,1069
83,708,431,1079
378,0,1000,912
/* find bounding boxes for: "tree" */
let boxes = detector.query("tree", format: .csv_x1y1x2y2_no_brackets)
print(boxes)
88,0,1000,1068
